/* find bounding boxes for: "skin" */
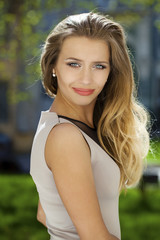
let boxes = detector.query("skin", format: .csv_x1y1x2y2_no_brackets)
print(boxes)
38,37,120,240
37,200,46,227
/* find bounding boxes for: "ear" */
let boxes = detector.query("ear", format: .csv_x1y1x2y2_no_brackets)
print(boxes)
52,68,56,74
52,69,56,78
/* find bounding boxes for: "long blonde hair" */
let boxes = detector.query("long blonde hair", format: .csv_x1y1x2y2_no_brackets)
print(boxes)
40,12,150,190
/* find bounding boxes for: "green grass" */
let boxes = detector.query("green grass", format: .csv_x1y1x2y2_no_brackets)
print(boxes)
0,175,160,240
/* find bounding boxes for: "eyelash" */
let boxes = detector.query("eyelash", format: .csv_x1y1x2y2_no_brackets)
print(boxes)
67,62,80,68
66,62,106,69
95,64,106,69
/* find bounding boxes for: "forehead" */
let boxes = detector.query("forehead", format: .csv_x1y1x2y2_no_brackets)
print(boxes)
58,36,110,61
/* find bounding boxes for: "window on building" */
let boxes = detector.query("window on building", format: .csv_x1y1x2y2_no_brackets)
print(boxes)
0,82,8,122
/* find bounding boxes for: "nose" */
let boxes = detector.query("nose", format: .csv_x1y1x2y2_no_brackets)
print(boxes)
79,67,92,85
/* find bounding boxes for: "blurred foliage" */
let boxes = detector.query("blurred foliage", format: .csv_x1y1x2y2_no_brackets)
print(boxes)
76,0,96,10
0,174,46,240
115,0,160,28
0,174,160,239
147,140,160,163
0,0,73,104
120,187,160,240
120,0,160,11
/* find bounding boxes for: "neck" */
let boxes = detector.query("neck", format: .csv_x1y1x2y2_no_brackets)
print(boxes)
50,93,96,128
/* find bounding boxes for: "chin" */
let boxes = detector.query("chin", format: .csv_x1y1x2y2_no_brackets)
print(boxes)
72,98,96,107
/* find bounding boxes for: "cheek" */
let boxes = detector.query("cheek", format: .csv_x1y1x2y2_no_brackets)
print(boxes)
97,75,108,88
57,68,75,83
56,72,67,86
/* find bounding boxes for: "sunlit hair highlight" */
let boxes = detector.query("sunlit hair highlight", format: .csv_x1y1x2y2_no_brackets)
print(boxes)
40,12,150,190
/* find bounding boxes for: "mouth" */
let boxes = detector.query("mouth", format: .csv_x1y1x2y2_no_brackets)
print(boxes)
72,87,95,96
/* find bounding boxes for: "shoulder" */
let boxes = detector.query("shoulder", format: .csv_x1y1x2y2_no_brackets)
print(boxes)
45,123,90,170
47,122,87,147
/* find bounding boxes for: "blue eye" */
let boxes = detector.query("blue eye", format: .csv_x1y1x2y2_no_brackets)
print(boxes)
67,62,80,68
95,64,106,69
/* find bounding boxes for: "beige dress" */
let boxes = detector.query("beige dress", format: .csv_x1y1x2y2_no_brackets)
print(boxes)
30,111,121,240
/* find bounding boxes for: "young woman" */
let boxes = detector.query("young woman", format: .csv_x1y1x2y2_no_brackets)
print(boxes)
30,12,150,240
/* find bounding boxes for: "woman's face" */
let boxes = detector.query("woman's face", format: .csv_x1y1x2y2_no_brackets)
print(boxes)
53,36,110,108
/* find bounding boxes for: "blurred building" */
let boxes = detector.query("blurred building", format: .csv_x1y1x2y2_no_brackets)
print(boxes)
0,0,160,172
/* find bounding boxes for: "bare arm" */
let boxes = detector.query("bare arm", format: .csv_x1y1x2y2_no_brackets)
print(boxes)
45,123,120,240
37,200,46,227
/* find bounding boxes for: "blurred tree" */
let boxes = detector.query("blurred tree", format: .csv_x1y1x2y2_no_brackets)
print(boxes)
116,0,160,28
0,0,73,104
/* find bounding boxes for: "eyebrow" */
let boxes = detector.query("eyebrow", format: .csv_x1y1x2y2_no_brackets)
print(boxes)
65,57,109,65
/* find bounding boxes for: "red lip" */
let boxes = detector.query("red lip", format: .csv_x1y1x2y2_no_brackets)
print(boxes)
72,88,95,96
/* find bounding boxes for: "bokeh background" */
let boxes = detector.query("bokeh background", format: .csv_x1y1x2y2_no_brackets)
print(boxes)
0,0,160,239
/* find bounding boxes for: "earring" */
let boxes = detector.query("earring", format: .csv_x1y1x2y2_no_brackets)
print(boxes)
52,73,56,77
